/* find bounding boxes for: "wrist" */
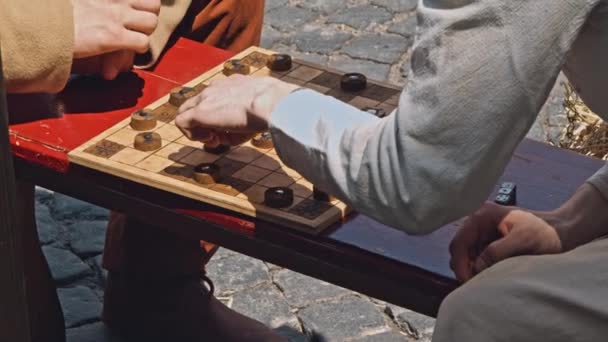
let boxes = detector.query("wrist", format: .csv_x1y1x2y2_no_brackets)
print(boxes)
250,78,299,129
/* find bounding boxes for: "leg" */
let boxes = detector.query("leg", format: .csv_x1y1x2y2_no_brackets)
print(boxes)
102,213,285,341
17,181,65,342
433,238,608,342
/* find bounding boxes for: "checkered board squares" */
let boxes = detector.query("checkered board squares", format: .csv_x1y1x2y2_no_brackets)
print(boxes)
69,46,404,233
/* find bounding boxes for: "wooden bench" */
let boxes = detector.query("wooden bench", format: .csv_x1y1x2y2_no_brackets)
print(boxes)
7,38,605,334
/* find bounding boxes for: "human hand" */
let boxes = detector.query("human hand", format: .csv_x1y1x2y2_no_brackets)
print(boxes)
450,202,563,282
175,75,299,147
72,50,135,80
72,0,161,59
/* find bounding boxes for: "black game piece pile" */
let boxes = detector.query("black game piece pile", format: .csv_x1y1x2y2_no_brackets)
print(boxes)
494,182,516,206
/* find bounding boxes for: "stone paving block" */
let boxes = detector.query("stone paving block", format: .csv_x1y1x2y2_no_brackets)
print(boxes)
93,254,108,283
273,269,350,308
294,27,353,54
298,0,344,15
206,253,270,295
58,286,103,328
298,296,389,341
342,33,412,64
51,193,109,221
231,283,299,329
43,245,92,283
355,331,411,341
267,6,317,33
327,5,393,30
329,55,391,82
262,24,285,48
387,15,417,38
265,0,288,12
66,322,125,342
372,0,417,12
36,203,61,245
385,304,435,340
68,220,108,257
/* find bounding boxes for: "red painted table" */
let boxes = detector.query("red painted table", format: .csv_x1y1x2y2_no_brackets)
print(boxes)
10,38,604,317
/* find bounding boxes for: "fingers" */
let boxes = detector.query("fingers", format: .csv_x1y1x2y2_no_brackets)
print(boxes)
473,224,531,274
114,29,151,54
101,50,135,80
130,0,162,14
123,9,159,35
449,217,479,282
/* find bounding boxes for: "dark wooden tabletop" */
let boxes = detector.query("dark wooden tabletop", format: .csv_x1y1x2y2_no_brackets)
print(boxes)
10,39,605,317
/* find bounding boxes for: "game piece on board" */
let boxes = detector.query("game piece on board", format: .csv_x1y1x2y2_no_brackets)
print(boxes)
204,144,231,154
341,73,367,92
169,87,198,107
264,187,294,208
223,59,251,76
134,132,162,152
313,186,335,202
130,110,157,131
494,182,517,205
251,132,274,149
193,163,220,185
267,54,293,71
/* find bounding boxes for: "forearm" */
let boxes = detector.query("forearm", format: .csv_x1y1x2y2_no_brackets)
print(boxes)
0,0,74,93
540,182,608,251
271,0,599,235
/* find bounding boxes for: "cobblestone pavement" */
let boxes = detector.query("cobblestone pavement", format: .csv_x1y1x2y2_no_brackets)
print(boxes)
42,1,570,341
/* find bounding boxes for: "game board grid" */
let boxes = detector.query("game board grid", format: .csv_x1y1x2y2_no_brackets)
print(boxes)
71,46,406,231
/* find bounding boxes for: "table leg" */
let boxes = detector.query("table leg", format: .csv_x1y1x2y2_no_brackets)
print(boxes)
16,181,65,342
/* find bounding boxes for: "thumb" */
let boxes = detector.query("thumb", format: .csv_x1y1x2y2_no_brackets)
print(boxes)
474,223,531,274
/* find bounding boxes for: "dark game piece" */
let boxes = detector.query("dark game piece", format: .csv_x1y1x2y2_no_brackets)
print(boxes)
313,186,334,202
264,187,294,208
251,132,274,149
204,144,230,154
223,59,251,76
169,87,198,107
267,54,293,72
193,163,220,185
494,182,517,206
341,73,367,92
130,110,157,131
134,132,162,152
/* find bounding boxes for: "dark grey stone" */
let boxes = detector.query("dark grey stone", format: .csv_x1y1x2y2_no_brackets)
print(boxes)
372,0,417,12
328,55,391,81
274,325,309,342
42,246,91,283
36,203,61,245
93,254,108,283
355,331,410,341
388,15,417,38
265,0,288,12
58,286,103,328
68,220,108,257
342,33,412,64
266,7,317,33
231,283,298,329
51,193,108,221
298,297,388,341
299,0,345,15
393,308,435,340
273,269,350,308
205,253,270,295
294,27,353,54
66,322,124,342
327,5,392,30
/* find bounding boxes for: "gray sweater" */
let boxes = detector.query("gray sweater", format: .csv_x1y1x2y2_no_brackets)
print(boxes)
269,0,608,235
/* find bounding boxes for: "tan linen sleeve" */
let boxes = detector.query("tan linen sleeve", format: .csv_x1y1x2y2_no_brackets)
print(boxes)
136,0,192,69
0,0,74,94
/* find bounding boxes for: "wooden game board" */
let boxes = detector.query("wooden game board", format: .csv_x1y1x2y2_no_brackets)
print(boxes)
68,47,402,233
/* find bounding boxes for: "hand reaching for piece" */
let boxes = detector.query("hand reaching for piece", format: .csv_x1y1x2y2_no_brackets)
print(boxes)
450,202,563,282
72,0,161,59
175,75,299,147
